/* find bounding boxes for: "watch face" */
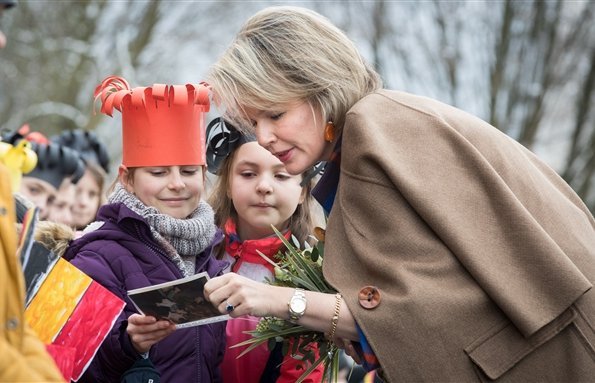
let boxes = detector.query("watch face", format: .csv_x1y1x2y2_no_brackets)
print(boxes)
291,299,306,313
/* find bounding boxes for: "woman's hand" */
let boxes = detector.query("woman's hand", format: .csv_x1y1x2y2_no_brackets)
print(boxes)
205,274,359,341
204,273,289,319
127,314,177,354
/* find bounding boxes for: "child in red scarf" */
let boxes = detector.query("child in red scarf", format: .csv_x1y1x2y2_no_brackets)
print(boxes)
206,118,323,383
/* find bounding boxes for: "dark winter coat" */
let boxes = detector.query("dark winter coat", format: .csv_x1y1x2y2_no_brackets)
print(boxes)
63,202,228,383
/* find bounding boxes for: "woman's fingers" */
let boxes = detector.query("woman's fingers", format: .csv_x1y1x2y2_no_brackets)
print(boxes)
205,273,274,317
205,273,244,310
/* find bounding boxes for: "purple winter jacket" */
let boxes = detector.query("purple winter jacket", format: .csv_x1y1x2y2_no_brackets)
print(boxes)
63,202,228,383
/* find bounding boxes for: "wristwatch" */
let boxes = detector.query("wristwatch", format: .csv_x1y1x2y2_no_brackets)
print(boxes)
288,288,307,323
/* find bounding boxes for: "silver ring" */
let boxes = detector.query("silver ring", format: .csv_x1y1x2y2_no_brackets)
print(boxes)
225,302,235,312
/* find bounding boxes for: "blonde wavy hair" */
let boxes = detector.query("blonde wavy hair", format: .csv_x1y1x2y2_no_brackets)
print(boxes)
207,6,382,135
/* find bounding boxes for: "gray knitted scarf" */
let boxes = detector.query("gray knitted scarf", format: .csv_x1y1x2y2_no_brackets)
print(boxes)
108,183,217,277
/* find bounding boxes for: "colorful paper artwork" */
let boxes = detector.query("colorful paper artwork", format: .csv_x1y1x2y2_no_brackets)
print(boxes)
24,257,125,381
22,242,59,305
25,258,92,343
45,344,76,382
52,281,125,381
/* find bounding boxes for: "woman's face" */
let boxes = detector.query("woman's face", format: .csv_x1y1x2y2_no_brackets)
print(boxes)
246,101,331,175
228,142,304,240
120,165,204,219
72,169,101,228
19,177,58,220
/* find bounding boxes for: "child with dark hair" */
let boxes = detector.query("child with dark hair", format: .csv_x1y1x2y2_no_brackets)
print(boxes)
52,129,110,230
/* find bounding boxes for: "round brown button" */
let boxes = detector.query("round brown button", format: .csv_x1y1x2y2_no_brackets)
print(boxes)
358,286,381,309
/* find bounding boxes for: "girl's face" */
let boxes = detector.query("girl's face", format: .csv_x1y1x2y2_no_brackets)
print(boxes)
228,142,305,240
120,165,204,219
19,177,58,220
246,101,331,175
47,178,76,227
72,169,101,228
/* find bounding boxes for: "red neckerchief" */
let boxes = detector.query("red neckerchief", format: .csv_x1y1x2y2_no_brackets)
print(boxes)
224,219,291,273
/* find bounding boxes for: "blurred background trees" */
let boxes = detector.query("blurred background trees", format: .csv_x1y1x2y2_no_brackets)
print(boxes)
1,0,593,211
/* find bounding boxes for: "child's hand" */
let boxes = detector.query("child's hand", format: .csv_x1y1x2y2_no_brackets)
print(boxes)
127,313,176,354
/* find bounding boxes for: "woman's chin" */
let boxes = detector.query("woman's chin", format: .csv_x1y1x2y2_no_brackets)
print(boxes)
285,160,313,176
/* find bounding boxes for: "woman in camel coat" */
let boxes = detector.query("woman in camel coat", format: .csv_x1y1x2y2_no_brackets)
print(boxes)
204,6,595,382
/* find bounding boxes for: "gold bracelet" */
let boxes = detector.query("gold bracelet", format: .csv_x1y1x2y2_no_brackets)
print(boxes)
327,293,342,341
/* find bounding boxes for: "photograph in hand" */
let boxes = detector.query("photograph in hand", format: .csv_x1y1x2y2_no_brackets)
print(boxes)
127,272,229,328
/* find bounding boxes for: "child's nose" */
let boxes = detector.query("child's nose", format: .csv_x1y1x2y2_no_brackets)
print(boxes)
256,178,273,194
168,172,185,189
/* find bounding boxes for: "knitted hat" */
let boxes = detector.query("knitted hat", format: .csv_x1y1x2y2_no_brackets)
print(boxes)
94,76,210,167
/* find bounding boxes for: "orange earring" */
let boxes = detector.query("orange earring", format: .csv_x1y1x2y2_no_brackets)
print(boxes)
324,121,335,142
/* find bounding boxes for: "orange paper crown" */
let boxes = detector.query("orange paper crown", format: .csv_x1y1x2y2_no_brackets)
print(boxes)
94,75,210,167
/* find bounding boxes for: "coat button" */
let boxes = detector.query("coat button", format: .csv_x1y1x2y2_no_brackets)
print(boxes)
358,286,381,309
6,318,19,330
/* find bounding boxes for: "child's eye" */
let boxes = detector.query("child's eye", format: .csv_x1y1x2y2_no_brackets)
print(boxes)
240,171,256,178
150,171,166,176
182,169,199,176
275,173,291,180
27,185,41,195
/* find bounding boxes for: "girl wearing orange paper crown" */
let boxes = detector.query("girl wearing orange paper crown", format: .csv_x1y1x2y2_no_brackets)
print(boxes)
63,76,227,383
206,118,323,383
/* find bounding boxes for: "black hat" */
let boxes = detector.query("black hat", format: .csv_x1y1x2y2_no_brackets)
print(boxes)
0,0,17,9
27,142,86,189
51,129,110,173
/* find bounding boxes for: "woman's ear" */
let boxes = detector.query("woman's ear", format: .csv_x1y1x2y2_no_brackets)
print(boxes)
118,165,133,193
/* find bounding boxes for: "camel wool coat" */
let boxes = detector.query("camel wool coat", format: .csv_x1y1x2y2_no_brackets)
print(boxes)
323,90,595,382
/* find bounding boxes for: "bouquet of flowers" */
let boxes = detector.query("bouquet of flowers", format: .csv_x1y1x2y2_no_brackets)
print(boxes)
231,226,341,382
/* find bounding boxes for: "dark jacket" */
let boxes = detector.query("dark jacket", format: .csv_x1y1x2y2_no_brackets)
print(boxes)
63,202,228,383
